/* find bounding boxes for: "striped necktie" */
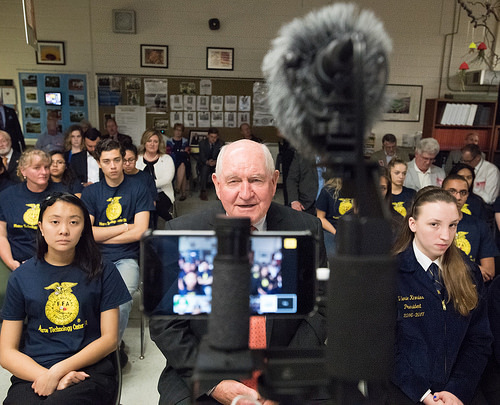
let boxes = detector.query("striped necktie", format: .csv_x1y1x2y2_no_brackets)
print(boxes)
427,263,442,295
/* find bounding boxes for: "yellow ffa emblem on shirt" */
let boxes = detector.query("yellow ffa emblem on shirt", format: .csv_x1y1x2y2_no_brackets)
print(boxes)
461,204,472,216
106,197,123,220
44,282,79,325
338,198,353,215
392,201,407,217
23,203,40,226
455,231,471,255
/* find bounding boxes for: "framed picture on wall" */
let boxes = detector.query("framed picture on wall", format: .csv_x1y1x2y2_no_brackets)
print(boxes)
383,84,423,122
141,44,168,68
206,47,234,70
189,130,209,147
36,41,65,65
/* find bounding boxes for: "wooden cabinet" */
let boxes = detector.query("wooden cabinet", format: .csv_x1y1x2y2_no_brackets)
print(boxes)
422,98,499,161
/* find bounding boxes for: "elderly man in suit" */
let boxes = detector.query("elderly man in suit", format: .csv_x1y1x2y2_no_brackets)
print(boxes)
404,138,445,191
150,140,327,405
0,130,21,182
370,133,410,168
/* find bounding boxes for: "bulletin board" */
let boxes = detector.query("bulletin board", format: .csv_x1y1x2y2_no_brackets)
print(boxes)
18,72,88,139
96,74,277,143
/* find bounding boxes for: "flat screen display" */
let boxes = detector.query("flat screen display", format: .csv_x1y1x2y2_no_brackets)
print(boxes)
141,230,317,317
44,92,62,106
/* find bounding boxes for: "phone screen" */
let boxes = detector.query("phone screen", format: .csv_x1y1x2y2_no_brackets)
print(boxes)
140,230,317,317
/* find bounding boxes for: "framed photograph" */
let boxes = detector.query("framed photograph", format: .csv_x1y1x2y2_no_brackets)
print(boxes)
206,47,234,71
383,84,423,122
153,118,169,129
141,44,168,68
36,41,65,65
189,130,209,147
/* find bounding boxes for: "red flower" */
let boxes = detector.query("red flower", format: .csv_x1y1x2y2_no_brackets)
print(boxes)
459,62,469,70
477,42,487,50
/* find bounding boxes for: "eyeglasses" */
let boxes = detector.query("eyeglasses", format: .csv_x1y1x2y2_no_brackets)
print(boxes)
418,156,435,163
123,158,137,164
446,188,468,197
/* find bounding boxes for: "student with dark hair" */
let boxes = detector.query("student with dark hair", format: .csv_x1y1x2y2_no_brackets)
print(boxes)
49,150,83,197
449,162,487,221
0,192,130,404
390,186,492,404
122,143,158,228
81,139,154,342
442,174,498,283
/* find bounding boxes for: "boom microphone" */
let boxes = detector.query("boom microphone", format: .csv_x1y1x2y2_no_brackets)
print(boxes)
262,3,391,166
262,3,398,395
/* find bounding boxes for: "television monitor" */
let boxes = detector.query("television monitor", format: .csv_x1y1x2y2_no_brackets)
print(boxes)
44,92,62,106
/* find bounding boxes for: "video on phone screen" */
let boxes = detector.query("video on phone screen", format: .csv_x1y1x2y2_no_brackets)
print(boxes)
172,236,298,315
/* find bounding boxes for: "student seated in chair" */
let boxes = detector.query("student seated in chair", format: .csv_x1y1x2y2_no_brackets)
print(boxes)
0,192,130,404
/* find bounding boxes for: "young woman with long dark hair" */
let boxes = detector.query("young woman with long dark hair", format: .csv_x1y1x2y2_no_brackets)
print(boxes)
0,192,130,404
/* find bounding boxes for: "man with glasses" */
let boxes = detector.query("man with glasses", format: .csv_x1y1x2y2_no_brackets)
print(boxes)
123,143,158,228
444,132,484,174
404,138,445,191
461,143,500,205
442,174,498,283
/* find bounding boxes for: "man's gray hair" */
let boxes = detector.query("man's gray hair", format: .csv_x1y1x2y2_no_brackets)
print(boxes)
215,141,275,178
415,138,440,156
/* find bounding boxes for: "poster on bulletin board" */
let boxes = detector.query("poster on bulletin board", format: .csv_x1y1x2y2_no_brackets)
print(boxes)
18,72,88,139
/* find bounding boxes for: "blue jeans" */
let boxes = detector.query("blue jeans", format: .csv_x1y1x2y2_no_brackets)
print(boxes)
114,258,139,340
323,230,336,263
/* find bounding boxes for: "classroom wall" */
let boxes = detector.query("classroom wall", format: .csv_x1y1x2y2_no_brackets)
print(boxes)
0,0,489,146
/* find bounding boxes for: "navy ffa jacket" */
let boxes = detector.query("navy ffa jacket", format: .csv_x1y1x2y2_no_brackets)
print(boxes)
392,246,492,403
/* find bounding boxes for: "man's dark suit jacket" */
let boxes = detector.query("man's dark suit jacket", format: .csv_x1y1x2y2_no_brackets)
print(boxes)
286,153,319,213
69,151,88,183
198,138,223,165
6,150,21,182
1,106,25,152
149,201,327,405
